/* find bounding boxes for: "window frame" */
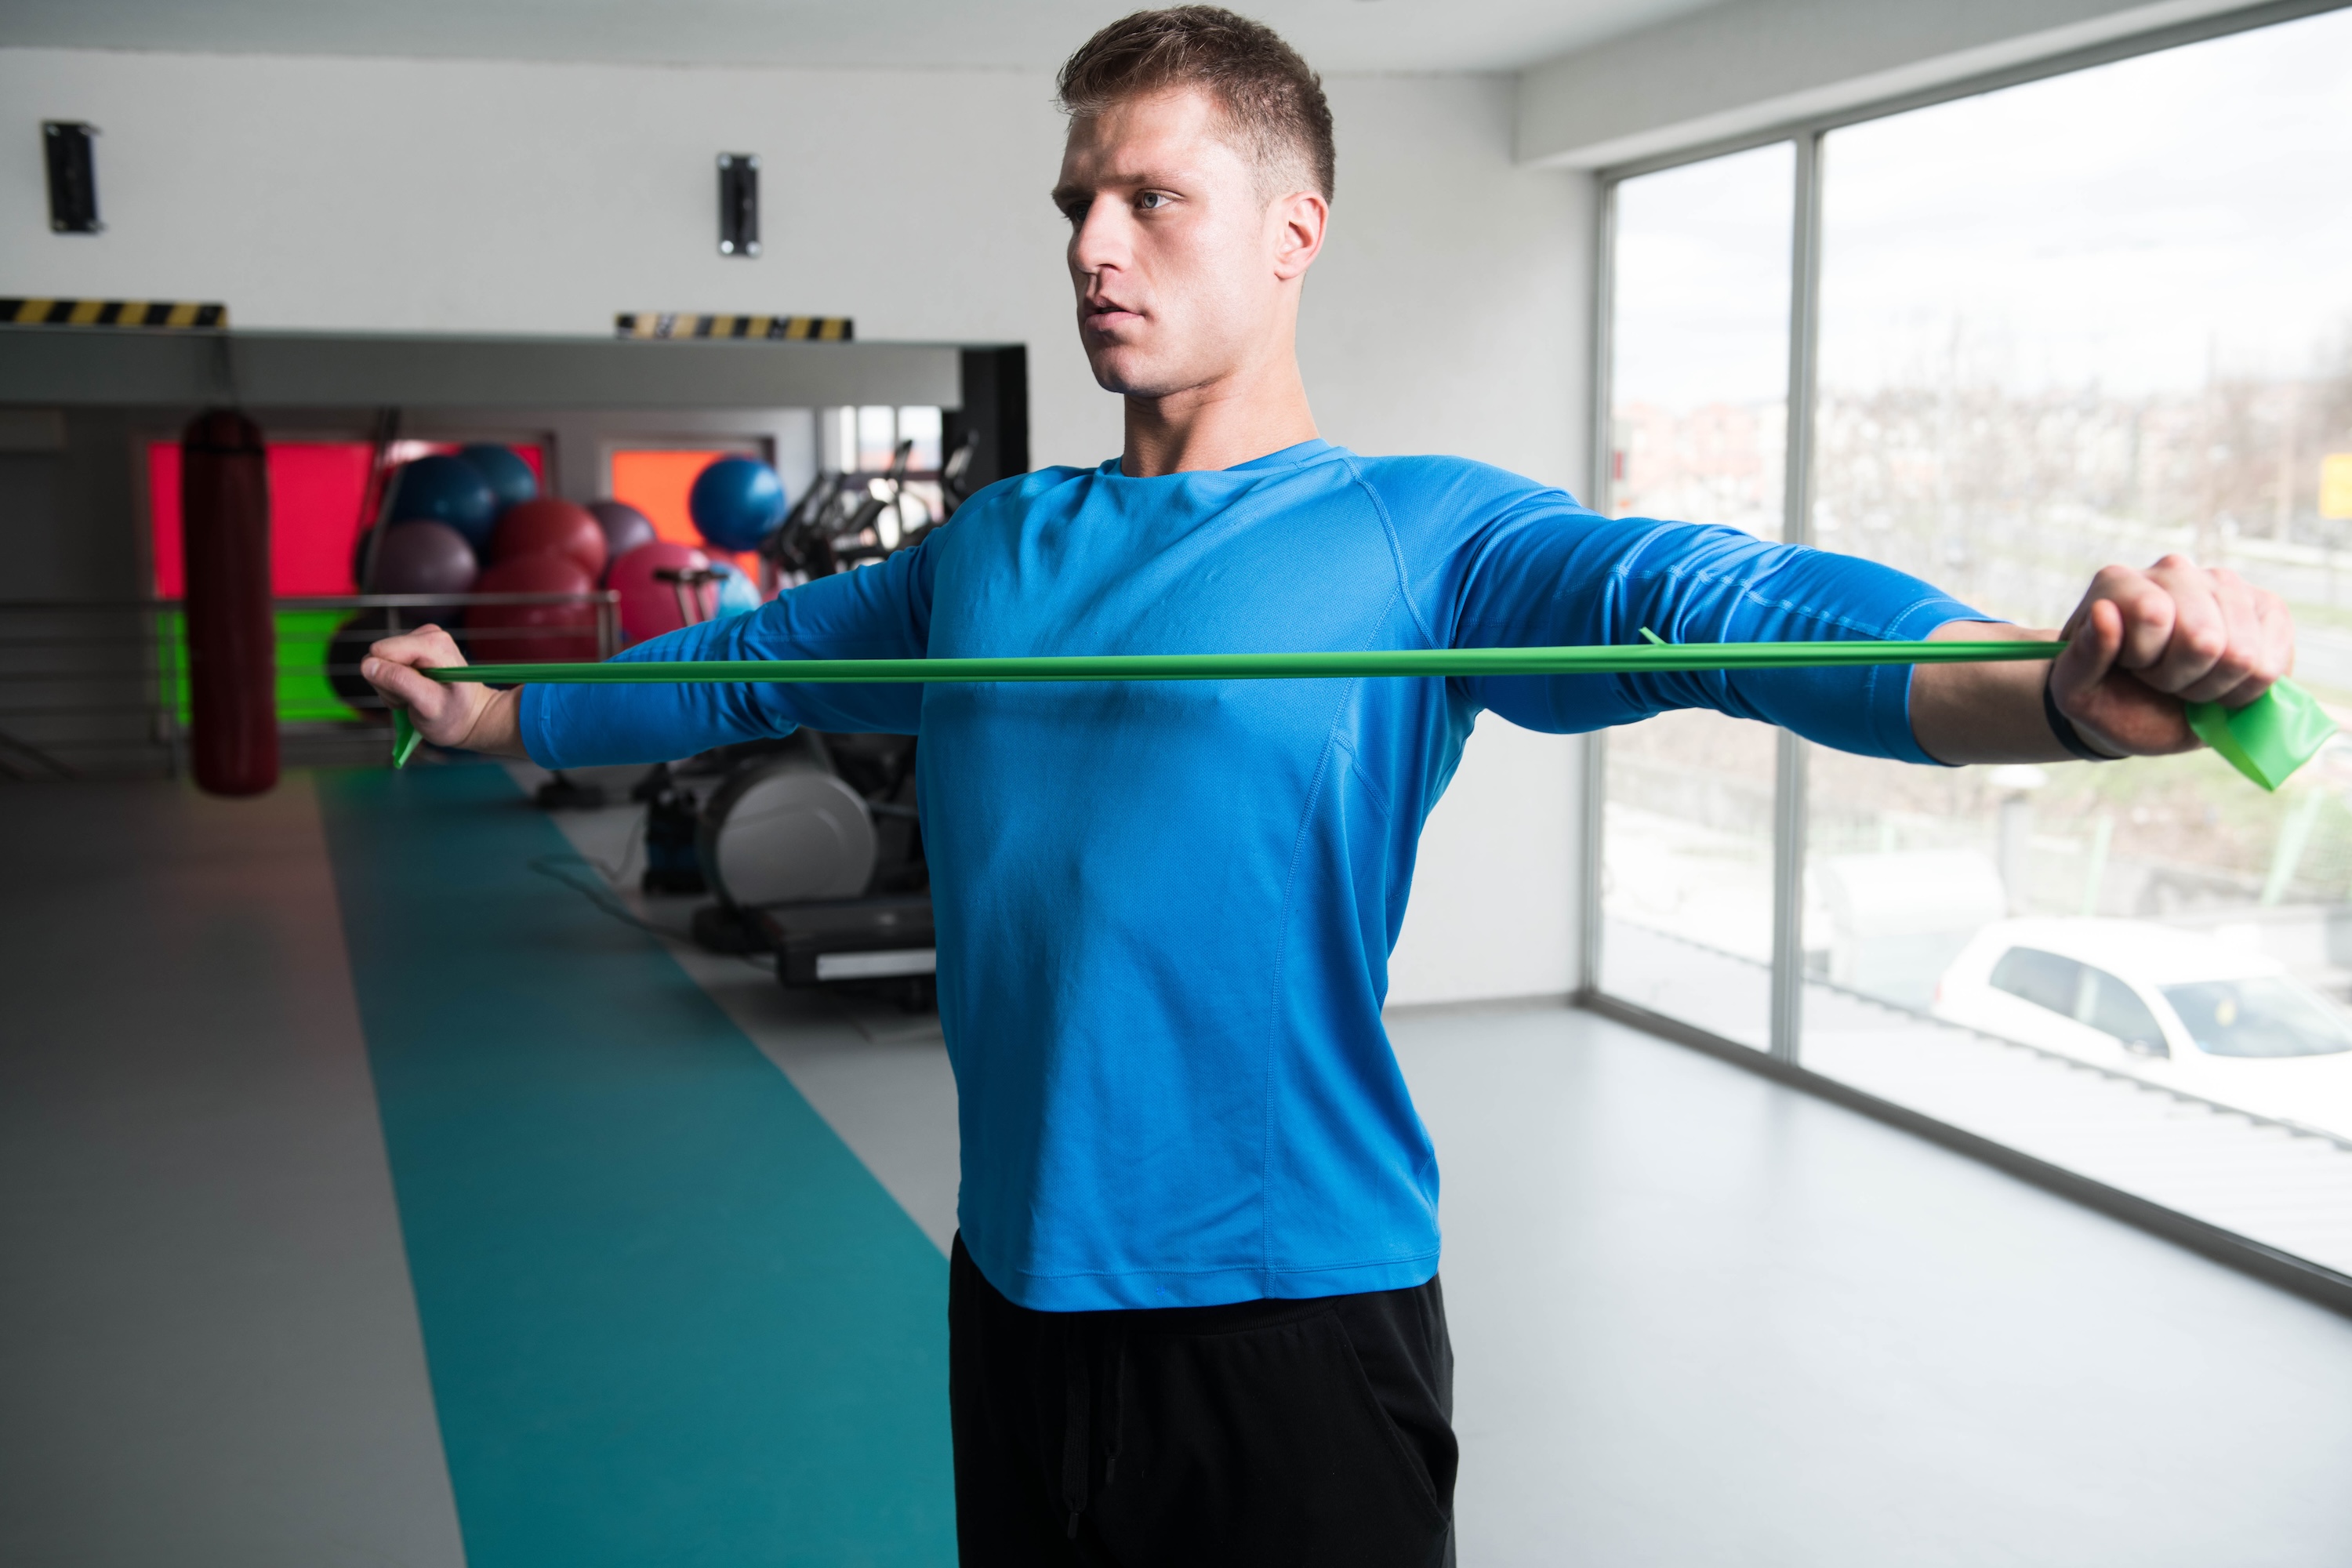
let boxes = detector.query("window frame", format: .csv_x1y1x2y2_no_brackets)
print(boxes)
1574,0,2352,1315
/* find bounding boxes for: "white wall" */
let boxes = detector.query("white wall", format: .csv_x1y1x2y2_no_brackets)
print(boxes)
0,47,1596,1005
0,49,1120,468
1308,74,1596,1005
1308,75,1595,490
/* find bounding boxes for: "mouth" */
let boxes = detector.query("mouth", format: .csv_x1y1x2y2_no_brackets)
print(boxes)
1083,297,1145,333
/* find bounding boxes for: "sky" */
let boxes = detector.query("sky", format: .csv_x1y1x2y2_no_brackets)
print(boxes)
1613,5,2352,410
1615,142,1792,409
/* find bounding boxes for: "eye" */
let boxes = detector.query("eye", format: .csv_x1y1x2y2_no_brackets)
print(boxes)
1135,191,1172,211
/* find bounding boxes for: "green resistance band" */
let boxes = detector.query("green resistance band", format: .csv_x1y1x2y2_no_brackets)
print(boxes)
387,637,2333,791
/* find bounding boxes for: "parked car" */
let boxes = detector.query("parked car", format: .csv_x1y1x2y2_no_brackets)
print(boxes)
1933,917,2352,1139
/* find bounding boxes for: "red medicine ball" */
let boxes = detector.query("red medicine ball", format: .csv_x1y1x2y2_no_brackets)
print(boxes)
492,499,608,580
466,552,601,663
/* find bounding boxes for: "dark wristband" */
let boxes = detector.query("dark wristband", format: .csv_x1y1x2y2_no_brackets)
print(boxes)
2043,670,2120,762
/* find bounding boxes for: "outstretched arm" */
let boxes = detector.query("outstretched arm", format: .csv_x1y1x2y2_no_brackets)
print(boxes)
360,533,938,766
1910,555,2294,764
1426,483,2299,771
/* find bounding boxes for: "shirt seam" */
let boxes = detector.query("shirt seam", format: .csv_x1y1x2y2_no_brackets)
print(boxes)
1599,538,1973,643
1096,441,1342,480
1335,452,1443,652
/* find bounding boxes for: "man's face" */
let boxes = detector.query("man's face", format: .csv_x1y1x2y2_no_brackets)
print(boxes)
1053,86,1313,400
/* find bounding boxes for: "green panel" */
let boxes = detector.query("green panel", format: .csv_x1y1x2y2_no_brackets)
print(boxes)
158,608,365,724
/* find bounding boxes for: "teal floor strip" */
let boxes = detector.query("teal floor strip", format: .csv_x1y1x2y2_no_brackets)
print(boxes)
318,765,954,1567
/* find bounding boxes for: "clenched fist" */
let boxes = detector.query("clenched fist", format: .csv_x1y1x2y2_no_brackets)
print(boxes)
360,625,528,758
1913,554,2296,764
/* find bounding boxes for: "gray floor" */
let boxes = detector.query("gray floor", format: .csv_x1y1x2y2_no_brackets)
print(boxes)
1605,919,2352,1272
0,777,464,1568
544,775,2352,1566
7,772,2352,1564
1399,1008,2352,1566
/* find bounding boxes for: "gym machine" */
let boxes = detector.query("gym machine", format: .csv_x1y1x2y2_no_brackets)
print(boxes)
641,423,992,1012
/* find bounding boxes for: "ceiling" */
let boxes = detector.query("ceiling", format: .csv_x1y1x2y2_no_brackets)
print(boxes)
1,0,1730,75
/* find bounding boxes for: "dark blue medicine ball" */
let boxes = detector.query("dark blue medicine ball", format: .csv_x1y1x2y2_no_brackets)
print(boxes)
387,455,499,554
688,456,789,551
457,444,540,513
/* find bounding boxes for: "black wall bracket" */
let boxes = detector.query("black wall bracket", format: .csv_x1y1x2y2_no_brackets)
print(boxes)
717,154,759,258
44,122,101,234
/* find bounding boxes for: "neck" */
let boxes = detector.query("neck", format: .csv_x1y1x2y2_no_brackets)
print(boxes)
1120,345,1319,478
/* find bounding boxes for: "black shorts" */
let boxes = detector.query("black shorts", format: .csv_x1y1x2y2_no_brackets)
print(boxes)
948,1234,1457,1567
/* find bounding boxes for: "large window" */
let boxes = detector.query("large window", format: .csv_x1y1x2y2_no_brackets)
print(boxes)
1597,144,1792,1048
1592,5,2352,1287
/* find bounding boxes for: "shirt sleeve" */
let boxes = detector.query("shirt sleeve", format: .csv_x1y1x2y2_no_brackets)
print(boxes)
517,534,935,768
1435,487,1985,764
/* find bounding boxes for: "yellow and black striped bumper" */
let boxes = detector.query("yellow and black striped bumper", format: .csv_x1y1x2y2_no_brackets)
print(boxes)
2,299,227,328
616,313,851,342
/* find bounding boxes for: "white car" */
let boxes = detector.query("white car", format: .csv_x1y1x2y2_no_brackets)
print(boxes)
1933,916,2352,1140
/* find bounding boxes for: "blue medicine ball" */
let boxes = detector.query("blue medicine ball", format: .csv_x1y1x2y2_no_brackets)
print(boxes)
387,455,499,554
457,444,539,512
708,559,763,617
688,456,789,551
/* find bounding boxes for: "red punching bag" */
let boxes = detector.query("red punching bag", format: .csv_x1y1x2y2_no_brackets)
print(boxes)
182,410,278,797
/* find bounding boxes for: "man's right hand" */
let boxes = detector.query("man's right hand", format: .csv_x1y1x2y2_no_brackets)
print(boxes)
360,626,528,757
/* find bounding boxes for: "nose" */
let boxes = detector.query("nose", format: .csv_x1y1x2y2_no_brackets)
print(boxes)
1069,193,1129,284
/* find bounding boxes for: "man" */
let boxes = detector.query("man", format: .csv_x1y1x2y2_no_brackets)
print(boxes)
364,9,2293,1564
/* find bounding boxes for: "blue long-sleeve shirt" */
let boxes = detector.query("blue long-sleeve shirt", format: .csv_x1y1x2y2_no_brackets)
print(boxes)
522,441,1978,1310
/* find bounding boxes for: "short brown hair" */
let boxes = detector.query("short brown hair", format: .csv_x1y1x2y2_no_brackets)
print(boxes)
1056,7,1335,201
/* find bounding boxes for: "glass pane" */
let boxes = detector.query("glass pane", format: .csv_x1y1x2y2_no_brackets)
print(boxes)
1602,710,1781,1049
608,446,760,550
1599,143,1794,1047
147,440,376,596
857,406,898,472
1608,140,1791,539
822,406,859,474
898,406,944,472
1805,10,2352,1276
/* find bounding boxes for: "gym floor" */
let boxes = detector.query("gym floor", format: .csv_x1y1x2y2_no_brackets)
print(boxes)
5,765,2351,1567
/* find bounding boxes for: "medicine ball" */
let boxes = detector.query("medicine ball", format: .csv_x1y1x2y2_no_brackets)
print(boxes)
458,443,539,512
707,559,763,617
688,456,789,551
466,553,601,663
387,455,499,554
325,609,408,723
609,540,714,642
587,499,659,568
360,520,480,597
492,499,608,579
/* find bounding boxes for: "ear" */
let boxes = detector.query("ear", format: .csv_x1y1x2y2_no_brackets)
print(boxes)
1270,189,1327,282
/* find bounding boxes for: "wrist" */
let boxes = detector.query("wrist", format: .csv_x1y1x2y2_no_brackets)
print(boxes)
2043,669,2124,762
453,685,528,757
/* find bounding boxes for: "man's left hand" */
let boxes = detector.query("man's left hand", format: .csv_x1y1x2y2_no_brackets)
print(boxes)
2048,554,2295,757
